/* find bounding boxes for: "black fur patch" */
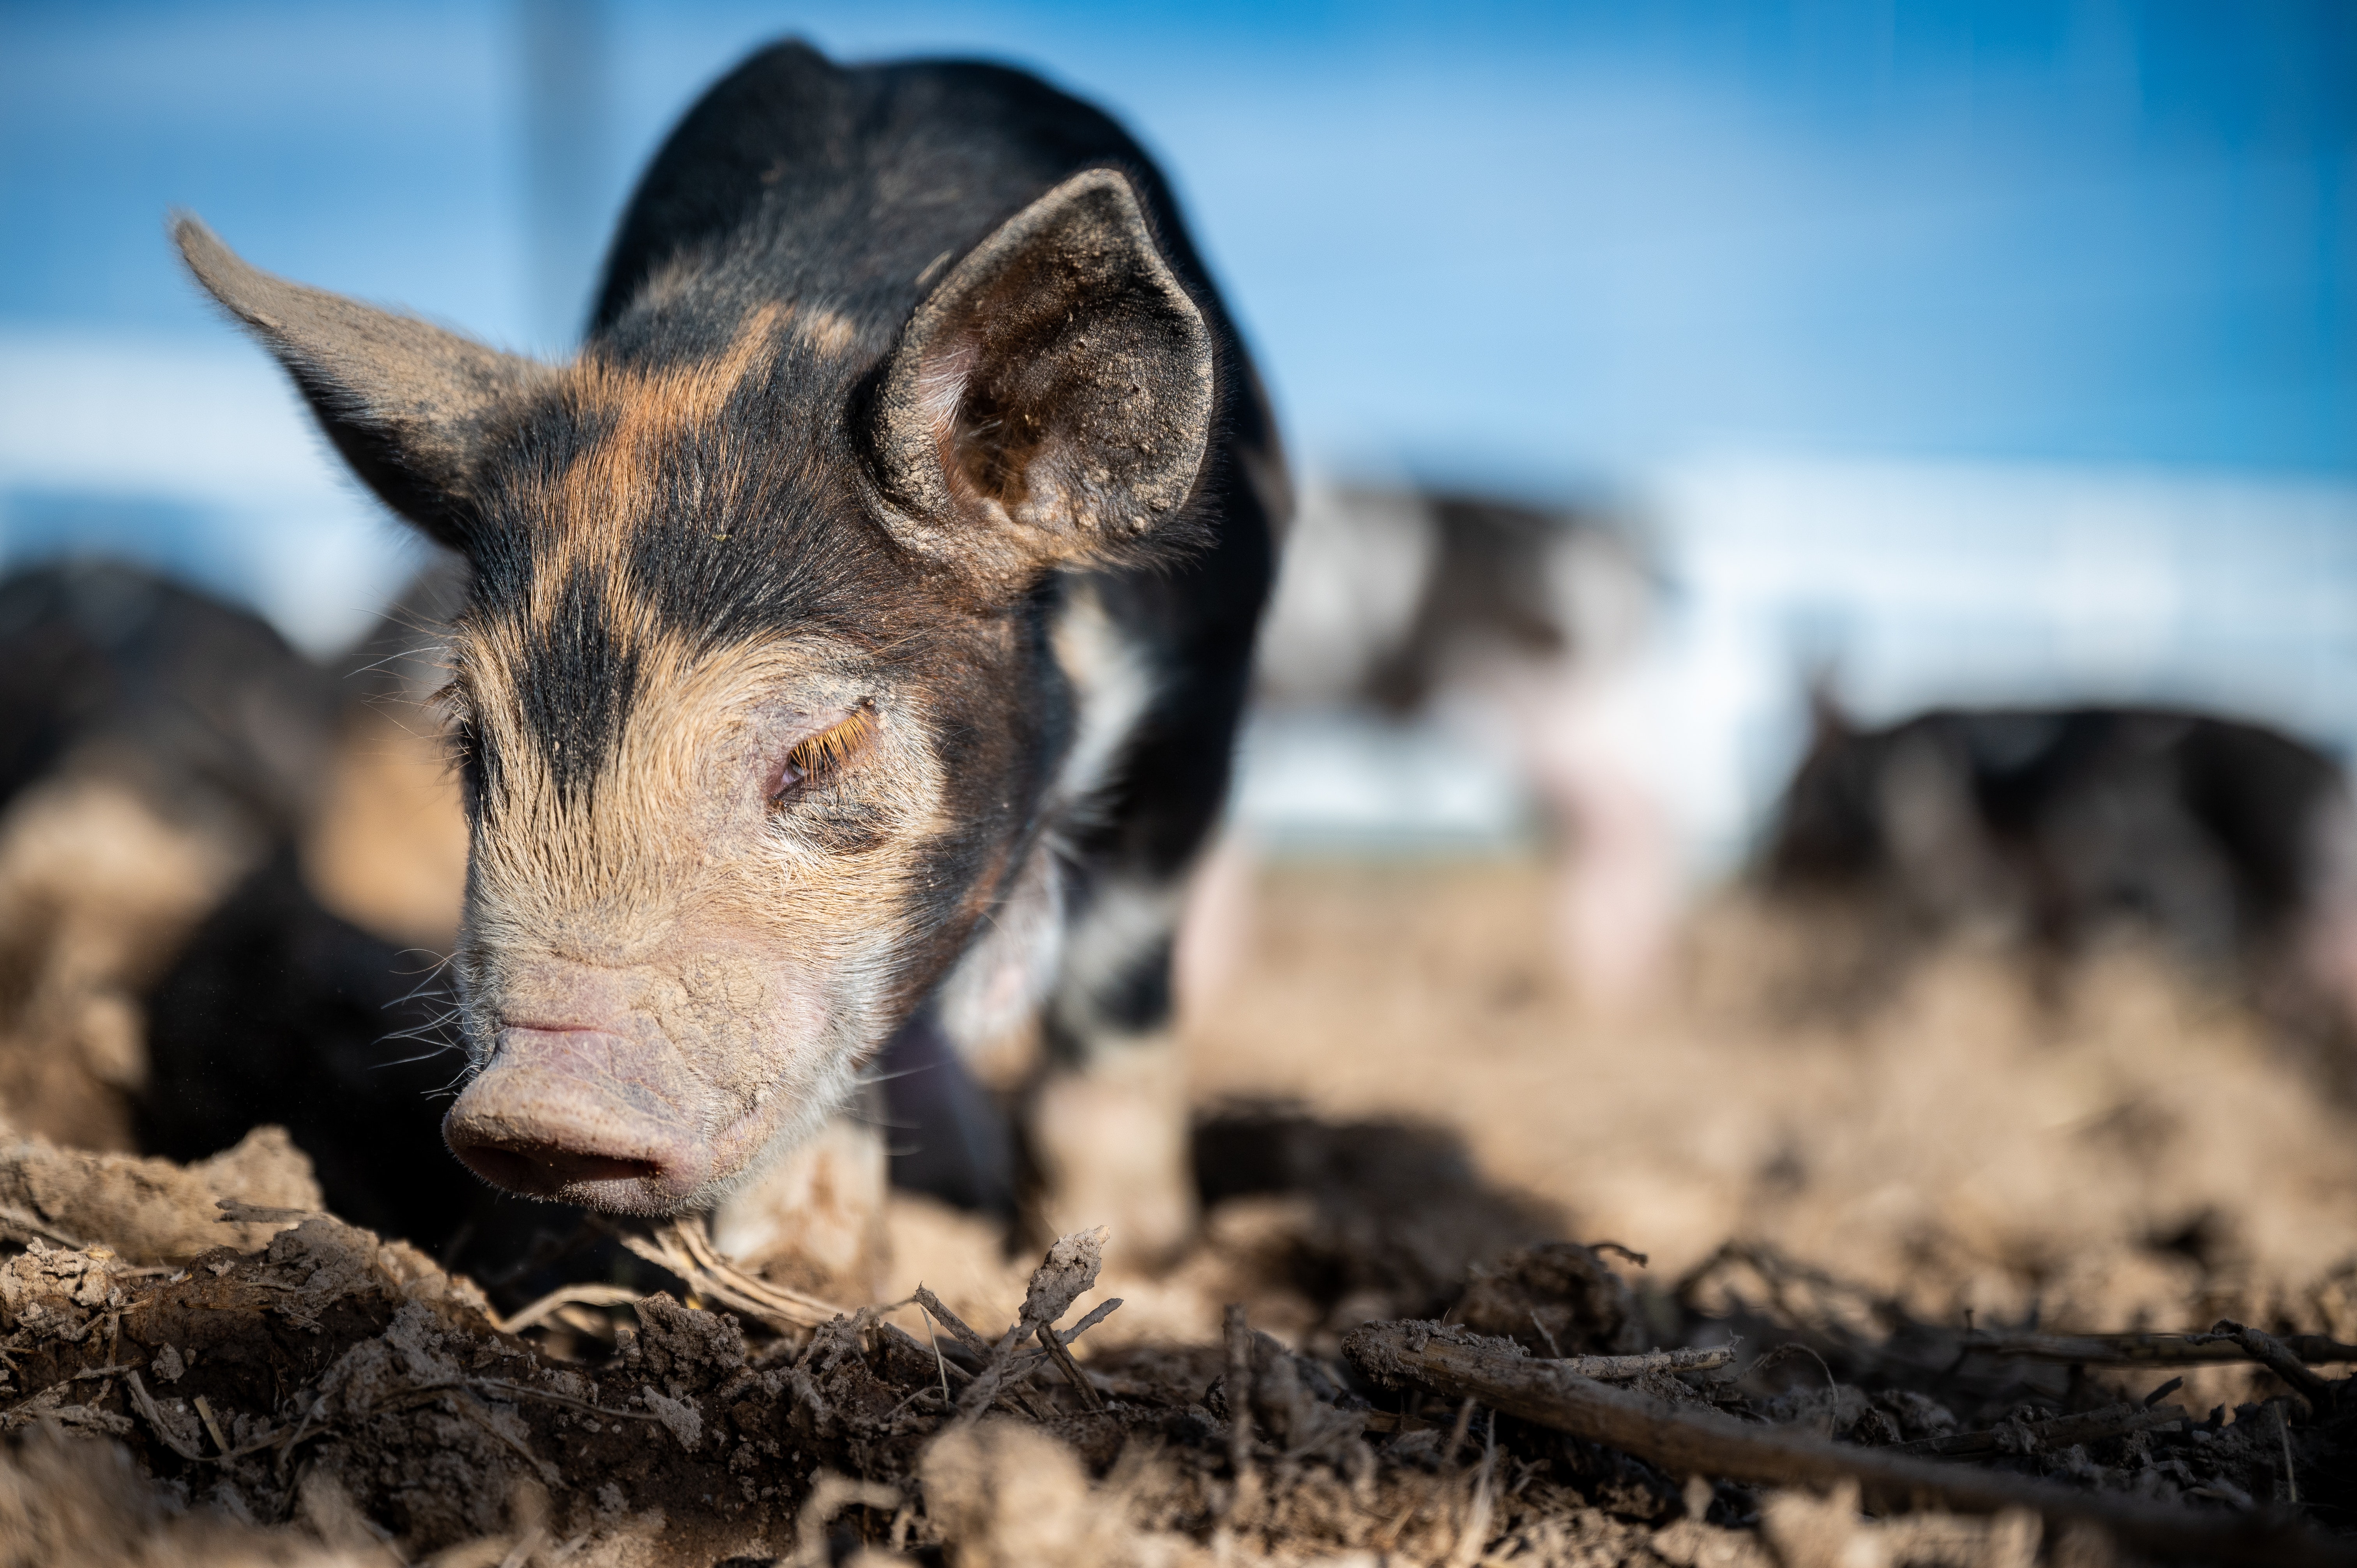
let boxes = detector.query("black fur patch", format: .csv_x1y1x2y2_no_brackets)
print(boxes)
616,459,875,656
512,564,643,803
1097,929,1175,1034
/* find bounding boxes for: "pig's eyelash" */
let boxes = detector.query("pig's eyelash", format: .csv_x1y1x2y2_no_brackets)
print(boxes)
449,717,488,796
430,680,479,735
429,683,489,795
769,706,878,805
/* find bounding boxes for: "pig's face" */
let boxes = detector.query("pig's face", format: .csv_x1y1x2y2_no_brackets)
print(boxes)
436,505,1058,1212
444,635,949,1213
177,169,1214,1212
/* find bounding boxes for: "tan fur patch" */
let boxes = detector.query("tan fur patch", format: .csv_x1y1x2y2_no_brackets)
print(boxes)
523,304,786,632
633,254,703,314
461,633,944,948
796,308,859,358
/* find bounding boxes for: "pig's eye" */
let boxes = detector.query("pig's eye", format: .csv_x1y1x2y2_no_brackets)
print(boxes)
769,707,877,805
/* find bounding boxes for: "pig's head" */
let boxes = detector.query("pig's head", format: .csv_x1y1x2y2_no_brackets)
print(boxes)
176,170,1214,1213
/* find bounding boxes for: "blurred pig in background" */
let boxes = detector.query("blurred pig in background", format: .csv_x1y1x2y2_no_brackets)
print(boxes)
1746,700,2357,1078
1184,482,1677,1018
0,554,587,1288
0,560,339,1150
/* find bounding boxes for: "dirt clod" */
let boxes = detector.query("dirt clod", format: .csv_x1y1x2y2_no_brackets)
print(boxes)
0,1124,319,1262
1458,1241,1645,1358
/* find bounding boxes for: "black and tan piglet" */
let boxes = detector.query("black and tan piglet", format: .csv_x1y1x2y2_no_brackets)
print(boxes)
177,42,1284,1271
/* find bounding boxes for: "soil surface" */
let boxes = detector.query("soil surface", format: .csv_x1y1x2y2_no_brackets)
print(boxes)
0,856,2351,1567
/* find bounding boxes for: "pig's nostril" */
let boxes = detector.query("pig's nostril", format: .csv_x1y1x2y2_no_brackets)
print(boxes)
460,1141,665,1195
544,1150,663,1184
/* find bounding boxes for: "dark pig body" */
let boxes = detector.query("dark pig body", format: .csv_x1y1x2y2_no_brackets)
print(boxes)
178,42,1284,1264
1760,704,2357,1063
1767,705,2346,960
0,562,338,1151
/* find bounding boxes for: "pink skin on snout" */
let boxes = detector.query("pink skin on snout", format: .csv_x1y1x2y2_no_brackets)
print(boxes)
441,949,839,1215
443,1022,715,1210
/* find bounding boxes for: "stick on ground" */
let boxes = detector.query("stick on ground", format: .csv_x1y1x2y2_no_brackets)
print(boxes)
1035,1321,1104,1411
2216,1320,2340,1414
1343,1321,2350,1568
606,1216,845,1333
1958,1328,2357,1370
1223,1303,1256,1487
955,1229,1107,1420
1541,1346,1736,1379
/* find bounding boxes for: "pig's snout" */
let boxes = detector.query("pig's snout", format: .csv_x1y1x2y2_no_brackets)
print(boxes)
443,1024,713,1213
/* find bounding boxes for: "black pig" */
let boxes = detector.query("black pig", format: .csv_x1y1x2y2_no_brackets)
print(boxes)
1761,703,2357,1059
0,561,337,1150
178,42,1284,1267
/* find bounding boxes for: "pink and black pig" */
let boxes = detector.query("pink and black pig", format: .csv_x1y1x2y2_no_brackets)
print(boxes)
177,41,1285,1272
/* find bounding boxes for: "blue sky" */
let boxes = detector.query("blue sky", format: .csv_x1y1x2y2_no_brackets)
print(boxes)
5,0,2352,486
4,2,2354,862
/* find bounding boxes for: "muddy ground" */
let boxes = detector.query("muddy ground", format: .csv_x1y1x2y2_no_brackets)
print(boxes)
0,856,2351,1566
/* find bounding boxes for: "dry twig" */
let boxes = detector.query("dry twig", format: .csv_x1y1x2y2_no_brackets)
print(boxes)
609,1216,845,1333
1222,1303,1258,1514
1549,1345,1736,1379
214,1198,315,1226
1343,1321,2348,1568
910,1287,992,1358
491,1284,646,1336
955,1228,1106,1419
1958,1328,2357,1370
1035,1321,1104,1411
1445,1412,1498,1568
917,1305,952,1404
123,1370,204,1463
2215,1320,2339,1414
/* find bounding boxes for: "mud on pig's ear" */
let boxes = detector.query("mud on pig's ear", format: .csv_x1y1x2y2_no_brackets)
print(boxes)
172,215,552,554
862,167,1217,601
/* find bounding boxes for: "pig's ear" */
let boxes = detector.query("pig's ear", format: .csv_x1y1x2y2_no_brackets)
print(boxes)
865,168,1216,597
173,216,549,552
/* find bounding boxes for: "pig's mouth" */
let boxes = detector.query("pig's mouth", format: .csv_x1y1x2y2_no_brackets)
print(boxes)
442,1022,796,1215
